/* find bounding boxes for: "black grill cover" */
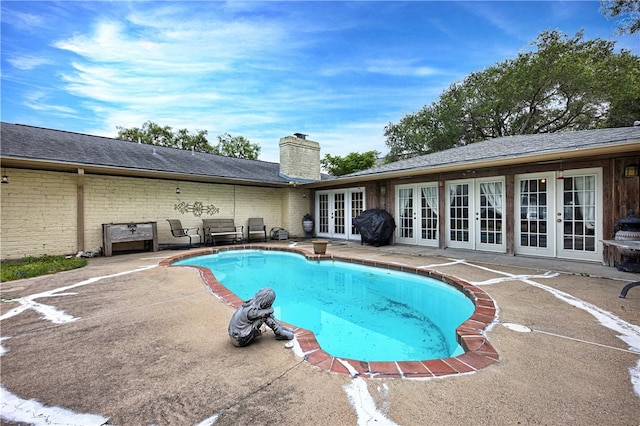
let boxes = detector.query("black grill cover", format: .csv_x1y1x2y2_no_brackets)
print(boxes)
353,209,396,246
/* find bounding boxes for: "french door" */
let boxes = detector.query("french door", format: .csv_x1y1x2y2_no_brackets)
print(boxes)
515,173,554,257
515,168,602,261
446,177,506,252
316,188,365,240
396,183,439,246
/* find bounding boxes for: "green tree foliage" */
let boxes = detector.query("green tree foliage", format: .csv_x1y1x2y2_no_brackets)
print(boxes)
384,30,640,162
321,150,380,176
116,121,213,152
212,133,261,160
601,0,640,34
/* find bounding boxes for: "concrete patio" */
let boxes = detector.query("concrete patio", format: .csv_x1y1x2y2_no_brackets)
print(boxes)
1,240,638,425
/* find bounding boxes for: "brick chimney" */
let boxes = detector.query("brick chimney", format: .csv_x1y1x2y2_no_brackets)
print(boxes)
279,133,321,181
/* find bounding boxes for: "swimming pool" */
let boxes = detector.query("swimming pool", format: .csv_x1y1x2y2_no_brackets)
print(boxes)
174,249,475,362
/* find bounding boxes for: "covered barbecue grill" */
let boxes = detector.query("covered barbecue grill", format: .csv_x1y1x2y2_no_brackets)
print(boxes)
353,209,396,246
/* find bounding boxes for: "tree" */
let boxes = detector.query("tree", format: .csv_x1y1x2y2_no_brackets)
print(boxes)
321,151,380,176
116,121,213,153
384,87,467,160
605,48,640,127
601,0,640,34
384,30,640,162
211,133,260,160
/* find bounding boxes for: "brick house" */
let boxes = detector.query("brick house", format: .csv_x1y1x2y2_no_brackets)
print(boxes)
0,123,321,259
1,122,639,264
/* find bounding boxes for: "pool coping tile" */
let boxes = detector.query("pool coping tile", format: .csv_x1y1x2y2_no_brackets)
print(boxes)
367,362,402,378
163,244,499,379
396,361,432,378
423,359,458,376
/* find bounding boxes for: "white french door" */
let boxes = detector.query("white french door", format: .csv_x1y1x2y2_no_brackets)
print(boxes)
446,177,506,252
515,168,602,261
515,173,554,257
316,188,366,240
556,168,602,261
396,183,439,246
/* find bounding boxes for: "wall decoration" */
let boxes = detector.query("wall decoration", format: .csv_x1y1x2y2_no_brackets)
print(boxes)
174,201,220,217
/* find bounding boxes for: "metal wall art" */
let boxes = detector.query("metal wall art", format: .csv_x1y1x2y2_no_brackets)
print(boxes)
174,201,220,217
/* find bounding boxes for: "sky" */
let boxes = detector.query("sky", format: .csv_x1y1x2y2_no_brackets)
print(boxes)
1,1,638,163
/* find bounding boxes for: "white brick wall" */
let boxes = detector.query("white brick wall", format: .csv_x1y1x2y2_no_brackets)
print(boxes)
1,169,77,259
279,136,321,181
0,168,313,260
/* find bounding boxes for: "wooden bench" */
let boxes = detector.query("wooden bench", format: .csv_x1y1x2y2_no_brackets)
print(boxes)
202,218,244,246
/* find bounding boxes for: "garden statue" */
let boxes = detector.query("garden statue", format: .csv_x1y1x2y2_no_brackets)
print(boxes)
228,287,294,347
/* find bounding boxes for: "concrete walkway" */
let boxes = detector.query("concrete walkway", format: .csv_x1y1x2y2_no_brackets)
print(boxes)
1,240,639,425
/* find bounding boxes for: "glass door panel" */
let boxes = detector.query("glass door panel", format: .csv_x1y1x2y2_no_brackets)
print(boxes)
516,173,554,256
446,180,473,249
318,193,329,234
333,193,345,236
557,169,601,261
477,179,505,251
349,190,365,238
396,186,415,242
419,185,439,246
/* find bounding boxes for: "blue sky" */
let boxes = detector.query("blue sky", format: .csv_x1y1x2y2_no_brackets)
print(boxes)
2,1,637,162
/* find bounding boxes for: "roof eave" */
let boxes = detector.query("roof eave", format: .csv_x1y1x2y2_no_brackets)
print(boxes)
0,156,290,188
302,141,639,187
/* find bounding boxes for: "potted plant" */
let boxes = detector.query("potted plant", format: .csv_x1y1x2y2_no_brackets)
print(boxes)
312,240,328,255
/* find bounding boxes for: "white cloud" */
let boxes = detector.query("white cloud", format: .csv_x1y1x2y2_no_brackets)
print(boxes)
13,0,627,166
6,55,51,70
321,60,445,78
23,92,77,115
1,8,44,30
365,59,443,77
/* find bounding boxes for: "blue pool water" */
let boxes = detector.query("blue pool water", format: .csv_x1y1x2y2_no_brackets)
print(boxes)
175,250,474,361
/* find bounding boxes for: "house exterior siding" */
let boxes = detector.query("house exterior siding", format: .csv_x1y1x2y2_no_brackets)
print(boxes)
2,123,638,264
1,169,77,258
0,168,309,260
311,152,639,264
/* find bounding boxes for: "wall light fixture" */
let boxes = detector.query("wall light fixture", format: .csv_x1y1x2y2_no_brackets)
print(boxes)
624,164,639,178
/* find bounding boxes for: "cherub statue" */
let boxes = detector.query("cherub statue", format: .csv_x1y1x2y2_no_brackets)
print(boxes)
228,287,294,347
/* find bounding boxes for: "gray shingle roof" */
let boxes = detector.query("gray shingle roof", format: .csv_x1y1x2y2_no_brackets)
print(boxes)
1,122,289,185
345,126,640,178
3,123,639,185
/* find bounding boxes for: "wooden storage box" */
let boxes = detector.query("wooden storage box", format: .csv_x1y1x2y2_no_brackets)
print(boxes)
102,222,158,256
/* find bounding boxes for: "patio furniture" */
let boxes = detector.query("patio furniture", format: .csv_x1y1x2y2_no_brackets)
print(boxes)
102,222,158,257
166,219,201,248
247,218,267,242
203,218,244,245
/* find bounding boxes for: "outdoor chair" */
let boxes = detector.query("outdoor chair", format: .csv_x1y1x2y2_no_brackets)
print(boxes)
247,218,267,242
166,219,201,248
